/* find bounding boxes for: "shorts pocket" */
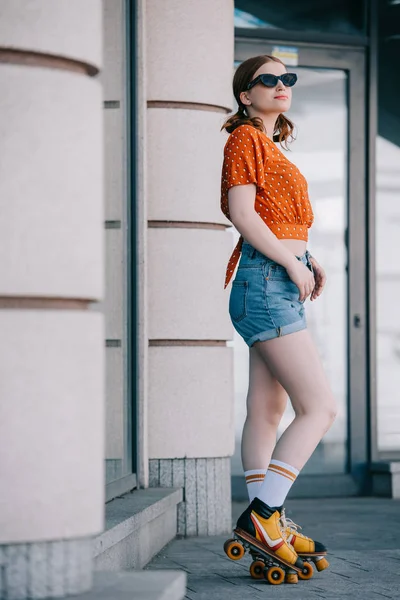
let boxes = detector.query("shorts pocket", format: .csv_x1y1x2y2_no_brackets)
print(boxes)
229,280,248,322
267,264,291,281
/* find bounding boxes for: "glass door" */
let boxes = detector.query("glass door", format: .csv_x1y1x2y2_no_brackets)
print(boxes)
278,66,348,475
231,39,368,497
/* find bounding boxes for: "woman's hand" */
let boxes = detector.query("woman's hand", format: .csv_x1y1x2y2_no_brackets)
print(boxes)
286,259,315,302
309,257,327,301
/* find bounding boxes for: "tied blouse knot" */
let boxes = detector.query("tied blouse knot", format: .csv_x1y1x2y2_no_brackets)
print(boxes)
220,125,314,288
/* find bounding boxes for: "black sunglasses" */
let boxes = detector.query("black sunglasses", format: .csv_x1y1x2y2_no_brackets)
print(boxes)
246,73,298,90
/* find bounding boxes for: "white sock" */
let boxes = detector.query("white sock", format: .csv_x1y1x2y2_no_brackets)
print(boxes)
245,469,267,502
256,459,299,507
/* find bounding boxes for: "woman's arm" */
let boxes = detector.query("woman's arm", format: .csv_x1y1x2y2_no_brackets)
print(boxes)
228,184,299,269
309,256,327,301
228,184,315,302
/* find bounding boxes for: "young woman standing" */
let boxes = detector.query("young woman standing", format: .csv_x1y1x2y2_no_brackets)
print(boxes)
221,55,337,584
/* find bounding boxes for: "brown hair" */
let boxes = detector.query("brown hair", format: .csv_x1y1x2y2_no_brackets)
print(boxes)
221,55,295,149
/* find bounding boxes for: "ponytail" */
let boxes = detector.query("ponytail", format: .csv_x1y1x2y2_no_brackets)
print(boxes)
273,114,295,149
221,107,264,135
221,109,295,149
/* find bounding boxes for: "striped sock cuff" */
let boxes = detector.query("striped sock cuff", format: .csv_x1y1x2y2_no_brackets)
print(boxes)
267,460,299,483
245,469,267,485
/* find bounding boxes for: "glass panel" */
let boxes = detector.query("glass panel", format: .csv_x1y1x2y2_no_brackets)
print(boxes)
231,66,348,477
234,1,366,35
376,1,400,452
104,3,133,484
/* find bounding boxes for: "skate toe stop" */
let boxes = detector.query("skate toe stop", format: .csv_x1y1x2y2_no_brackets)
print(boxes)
314,540,327,553
285,573,298,584
315,557,330,572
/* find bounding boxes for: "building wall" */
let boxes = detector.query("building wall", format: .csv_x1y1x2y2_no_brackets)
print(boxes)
0,0,104,596
144,0,235,534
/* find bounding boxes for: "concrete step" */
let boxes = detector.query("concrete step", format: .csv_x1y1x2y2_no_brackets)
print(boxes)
371,461,400,497
79,571,186,600
94,488,183,571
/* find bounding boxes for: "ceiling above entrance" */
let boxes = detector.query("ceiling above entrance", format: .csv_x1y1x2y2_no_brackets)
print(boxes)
234,0,366,35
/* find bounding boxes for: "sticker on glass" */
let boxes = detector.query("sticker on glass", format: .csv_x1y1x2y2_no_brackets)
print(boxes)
272,46,299,67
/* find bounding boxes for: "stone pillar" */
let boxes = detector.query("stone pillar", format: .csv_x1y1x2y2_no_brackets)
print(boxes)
0,1,104,597
146,0,235,535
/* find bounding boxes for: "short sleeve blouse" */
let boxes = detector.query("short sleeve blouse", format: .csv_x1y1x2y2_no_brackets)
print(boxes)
220,124,314,288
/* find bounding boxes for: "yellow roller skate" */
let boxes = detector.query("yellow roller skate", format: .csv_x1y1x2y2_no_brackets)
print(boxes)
280,508,329,579
224,497,305,585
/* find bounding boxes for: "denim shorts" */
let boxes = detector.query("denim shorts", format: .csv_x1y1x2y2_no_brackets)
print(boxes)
229,242,313,347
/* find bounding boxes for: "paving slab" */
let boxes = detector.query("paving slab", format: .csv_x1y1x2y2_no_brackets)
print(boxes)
146,498,400,600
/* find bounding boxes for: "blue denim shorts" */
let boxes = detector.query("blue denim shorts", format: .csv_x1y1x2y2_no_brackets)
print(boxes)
229,242,313,347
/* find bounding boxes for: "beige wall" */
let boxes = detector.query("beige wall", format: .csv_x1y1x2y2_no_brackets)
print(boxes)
147,108,230,224
149,347,234,458
145,0,235,459
0,0,104,543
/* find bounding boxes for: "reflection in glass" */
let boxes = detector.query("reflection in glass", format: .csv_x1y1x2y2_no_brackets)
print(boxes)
231,68,348,476
376,0,400,452
376,138,400,451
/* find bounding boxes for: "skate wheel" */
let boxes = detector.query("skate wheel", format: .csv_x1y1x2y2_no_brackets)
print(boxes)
315,557,329,572
285,572,298,584
298,562,314,580
223,539,235,554
224,540,245,561
249,560,265,580
265,566,285,585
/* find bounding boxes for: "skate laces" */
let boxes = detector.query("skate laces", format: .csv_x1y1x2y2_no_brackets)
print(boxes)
280,509,308,540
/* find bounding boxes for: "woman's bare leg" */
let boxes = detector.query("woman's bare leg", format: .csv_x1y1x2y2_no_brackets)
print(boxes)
254,329,337,471
241,346,288,471
236,330,332,563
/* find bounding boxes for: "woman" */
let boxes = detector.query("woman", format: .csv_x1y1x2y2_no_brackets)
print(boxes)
221,55,337,584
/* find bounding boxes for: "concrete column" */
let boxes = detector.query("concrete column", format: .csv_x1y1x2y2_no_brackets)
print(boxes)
0,2,104,598
146,0,235,535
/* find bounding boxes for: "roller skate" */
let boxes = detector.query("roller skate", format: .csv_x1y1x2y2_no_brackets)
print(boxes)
247,508,329,581
223,497,305,585
280,508,329,579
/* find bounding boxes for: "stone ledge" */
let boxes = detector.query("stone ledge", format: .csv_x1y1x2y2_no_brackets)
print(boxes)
94,488,183,570
371,461,400,497
78,571,186,600
94,488,182,557
371,461,400,473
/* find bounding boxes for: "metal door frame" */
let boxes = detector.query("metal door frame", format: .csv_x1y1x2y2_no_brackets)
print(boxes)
232,36,369,498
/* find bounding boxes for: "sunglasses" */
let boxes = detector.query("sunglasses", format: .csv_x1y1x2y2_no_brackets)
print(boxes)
246,73,298,90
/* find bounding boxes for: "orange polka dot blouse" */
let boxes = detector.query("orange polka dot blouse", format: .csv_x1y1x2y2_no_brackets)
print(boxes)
221,124,314,288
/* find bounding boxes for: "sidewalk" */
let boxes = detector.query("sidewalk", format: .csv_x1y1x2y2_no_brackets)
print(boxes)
146,498,400,599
